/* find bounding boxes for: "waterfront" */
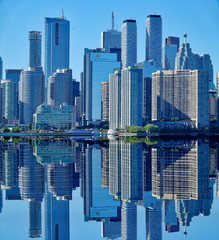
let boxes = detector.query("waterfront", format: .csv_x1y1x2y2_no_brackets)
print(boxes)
0,137,218,239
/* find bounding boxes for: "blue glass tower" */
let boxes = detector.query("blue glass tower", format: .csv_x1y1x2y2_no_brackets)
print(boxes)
45,17,70,101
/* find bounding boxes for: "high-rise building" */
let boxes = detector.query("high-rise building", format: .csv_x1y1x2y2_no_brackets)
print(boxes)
121,66,143,129
5,69,22,91
81,48,120,121
175,34,214,88
19,67,45,124
121,19,137,69
29,31,42,68
72,79,80,105
101,81,109,122
152,69,209,128
0,57,3,80
109,69,121,129
1,80,17,121
45,17,70,99
163,36,180,70
146,15,162,68
0,87,3,124
48,69,73,106
136,60,163,121
101,12,121,49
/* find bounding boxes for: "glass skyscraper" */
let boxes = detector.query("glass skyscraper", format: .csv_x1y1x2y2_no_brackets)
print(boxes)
121,19,137,69
0,57,3,80
146,15,162,68
44,17,70,100
82,48,120,121
29,31,42,68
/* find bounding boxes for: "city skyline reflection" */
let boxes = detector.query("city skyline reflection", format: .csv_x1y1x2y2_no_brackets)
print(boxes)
0,137,218,239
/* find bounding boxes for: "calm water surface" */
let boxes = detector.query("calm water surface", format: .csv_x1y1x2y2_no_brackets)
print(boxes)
0,137,218,240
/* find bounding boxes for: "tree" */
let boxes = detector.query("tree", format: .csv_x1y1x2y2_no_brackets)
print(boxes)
12,126,22,132
2,126,10,132
144,124,161,133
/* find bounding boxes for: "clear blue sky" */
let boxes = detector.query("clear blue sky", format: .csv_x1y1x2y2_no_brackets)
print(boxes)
0,0,219,83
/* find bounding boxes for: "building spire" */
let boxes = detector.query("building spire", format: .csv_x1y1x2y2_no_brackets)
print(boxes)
184,32,187,44
112,11,115,30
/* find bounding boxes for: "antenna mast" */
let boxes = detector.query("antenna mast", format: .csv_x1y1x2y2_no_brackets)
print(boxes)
112,11,114,30
62,9,65,19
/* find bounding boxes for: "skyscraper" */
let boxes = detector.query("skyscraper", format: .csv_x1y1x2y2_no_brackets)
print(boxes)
5,69,22,91
0,57,3,80
19,66,44,124
81,48,120,121
121,66,143,129
101,12,121,49
146,15,162,68
121,19,137,69
101,81,109,122
29,31,42,68
152,69,209,129
1,80,17,121
45,17,70,99
163,36,180,70
48,69,73,106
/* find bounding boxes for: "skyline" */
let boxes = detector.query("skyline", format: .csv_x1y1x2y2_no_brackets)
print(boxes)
0,0,219,82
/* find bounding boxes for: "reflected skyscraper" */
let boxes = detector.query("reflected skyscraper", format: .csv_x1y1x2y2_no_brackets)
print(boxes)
152,140,209,200
121,201,137,240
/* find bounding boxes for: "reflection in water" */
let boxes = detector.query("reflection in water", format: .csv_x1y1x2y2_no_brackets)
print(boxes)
0,138,218,239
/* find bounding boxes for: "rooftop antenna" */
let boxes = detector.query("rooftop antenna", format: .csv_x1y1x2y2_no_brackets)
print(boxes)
62,9,65,19
112,11,114,30
184,32,187,44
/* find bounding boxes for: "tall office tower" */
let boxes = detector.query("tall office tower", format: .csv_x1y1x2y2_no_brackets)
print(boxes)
28,200,42,238
217,73,219,122
101,81,109,122
164,200,180,233
72,79,80,105
152,140,209,200
121,66,143,129
176,34,214,88
101,147,109,188
45,187,70,240
48,69,73,106
0,57,2,80
1,80,17,121
81,48,120,121
75,96,81,123
146,15,162,68
1,149,17,190
163,36,180,70
109,69,121,129
121,19,137,69
45,17,70,99
136,60,163,121
5,69,22,90
120,141,143,201
101,220,121,239
19,66,44,124
109,140,121,198
29,31,42,68
152,69,209,129
146,201,163,240
0,87,3,124
101,12,121,49
165,36,180,50
121,201,137,240
83,145,120,222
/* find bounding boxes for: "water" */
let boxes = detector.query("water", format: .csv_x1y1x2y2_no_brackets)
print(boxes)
0,137,218,240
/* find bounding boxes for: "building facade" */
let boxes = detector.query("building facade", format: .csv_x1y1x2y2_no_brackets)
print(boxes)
152,69,209,128
33,104,75,130
44,17,70,99
48,69,73,106
121,19,137,69
81,48,120,122
19,67,45,124
146,15,162,68
121,66,143,129
29,31,42,68
101,81,109,122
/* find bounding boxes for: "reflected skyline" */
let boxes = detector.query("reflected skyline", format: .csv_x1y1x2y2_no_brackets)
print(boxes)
0,137,218,239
